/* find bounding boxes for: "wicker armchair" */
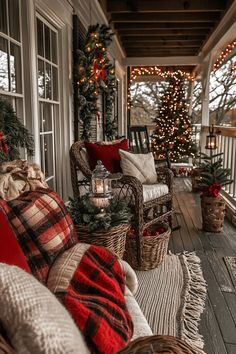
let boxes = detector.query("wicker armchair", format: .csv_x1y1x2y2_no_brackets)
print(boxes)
70,141,173,266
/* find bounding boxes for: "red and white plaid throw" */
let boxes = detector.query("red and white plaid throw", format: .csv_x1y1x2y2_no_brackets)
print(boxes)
0,188,77,283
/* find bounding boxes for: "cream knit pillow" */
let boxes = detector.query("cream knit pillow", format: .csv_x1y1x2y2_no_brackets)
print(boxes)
119,150,157,184
0,263,89,354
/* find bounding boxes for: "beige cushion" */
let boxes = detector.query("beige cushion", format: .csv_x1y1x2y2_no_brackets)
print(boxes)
143,183,169,202
124,286,153,340
0,263,89,354
119,150,157,184
119,260,138,295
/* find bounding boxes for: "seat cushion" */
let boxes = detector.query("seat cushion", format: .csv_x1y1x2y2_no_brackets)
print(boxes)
143,183,169,203
124,286,153,340
84,139,129,173
119,150,157,184
0,263,88,354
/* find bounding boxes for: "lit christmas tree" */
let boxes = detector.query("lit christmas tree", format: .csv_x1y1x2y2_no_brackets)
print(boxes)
151,71,194,162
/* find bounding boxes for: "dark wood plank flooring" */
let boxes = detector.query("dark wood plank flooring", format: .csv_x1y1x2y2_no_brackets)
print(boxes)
170,178,236,354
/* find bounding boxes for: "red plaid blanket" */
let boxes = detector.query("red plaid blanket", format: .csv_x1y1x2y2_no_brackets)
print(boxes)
62,245,133,354
0,189,77,283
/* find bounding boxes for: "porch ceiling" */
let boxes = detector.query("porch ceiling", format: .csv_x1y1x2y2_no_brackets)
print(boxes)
102,0,235,73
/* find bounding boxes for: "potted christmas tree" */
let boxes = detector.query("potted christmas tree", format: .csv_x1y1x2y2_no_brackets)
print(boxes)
198,152,232,232
0,98,34,161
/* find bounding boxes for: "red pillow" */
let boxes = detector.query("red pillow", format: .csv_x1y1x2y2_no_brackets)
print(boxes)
84,139,129,173
0,209,31,273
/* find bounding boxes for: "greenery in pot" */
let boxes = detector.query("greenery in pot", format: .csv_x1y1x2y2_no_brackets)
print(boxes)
198,152,233,198
68,194,132,231
0,98,34,161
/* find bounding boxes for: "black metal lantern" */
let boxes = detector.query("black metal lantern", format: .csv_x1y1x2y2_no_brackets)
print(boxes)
205,124,217,150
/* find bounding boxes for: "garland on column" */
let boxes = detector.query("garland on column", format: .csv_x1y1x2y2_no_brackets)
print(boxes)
0,98,34,162
75,24,117,140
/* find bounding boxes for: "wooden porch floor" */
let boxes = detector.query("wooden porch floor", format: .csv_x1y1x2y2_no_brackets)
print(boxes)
170,178,236,354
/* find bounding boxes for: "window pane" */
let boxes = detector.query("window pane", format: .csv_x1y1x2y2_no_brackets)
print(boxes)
45,63,52,99
46,178,54,190
44,25,50,60
43,134,54,178
40,102,52,132
37,18,44,57
51,31,57,64
0,0,7,34
0,36,9,91
8,0,20,41
38,59,45,98
10,42,22,93
52,66,58,101
40,135,45,172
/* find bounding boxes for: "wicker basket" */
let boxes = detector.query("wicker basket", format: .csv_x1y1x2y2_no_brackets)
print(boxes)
201,195,225,232
117,334,196,354
125,223,171,270
74,223,129,258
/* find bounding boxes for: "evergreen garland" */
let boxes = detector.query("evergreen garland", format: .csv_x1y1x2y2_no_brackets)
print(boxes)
68,194,132,232
75,24,117,140
0,98,34,162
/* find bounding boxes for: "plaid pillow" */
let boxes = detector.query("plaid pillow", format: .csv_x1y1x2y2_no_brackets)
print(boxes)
0,188,77,283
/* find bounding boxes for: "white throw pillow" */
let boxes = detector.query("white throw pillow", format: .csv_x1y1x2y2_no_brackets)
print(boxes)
119,150,157,184
0,263,89,354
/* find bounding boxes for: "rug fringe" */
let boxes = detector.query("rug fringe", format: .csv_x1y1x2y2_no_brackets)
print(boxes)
179,252,207,354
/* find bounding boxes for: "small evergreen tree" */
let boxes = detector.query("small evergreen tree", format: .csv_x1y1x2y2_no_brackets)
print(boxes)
0,98,34,161
198,152,233,193
151,71,195,162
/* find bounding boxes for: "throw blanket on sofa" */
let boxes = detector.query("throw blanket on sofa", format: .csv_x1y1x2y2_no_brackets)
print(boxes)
0,189,77,283
47,243,133,354
0,160,48,201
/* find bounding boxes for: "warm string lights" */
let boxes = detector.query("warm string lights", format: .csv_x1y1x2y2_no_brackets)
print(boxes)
130,66,195,82
213,39,236,71
127,68,194,109
76,24,117,140
151,73,195,162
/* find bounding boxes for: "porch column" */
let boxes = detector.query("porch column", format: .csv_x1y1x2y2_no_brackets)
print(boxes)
200,54,213,150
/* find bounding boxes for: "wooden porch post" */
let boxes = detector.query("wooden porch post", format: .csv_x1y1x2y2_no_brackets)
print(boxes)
200,54,213,150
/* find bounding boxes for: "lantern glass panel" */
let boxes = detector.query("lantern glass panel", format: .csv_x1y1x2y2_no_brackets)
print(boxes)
205,134,217,149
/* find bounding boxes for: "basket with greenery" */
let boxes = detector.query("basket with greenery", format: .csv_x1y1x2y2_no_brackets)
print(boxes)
198,152,233,198
198,152,233,232
68,194,132,258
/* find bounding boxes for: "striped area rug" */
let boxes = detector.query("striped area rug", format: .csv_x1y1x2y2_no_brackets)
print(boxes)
135,252,207,354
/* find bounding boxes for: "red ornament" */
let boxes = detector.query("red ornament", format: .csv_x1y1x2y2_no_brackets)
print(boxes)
0,131,8,154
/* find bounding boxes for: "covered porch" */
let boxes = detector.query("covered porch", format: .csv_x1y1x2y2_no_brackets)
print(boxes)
0,1,236,353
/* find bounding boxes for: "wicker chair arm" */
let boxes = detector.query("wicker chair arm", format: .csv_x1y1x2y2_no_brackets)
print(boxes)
155,167,174,193
119,175,144,202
